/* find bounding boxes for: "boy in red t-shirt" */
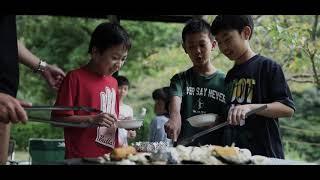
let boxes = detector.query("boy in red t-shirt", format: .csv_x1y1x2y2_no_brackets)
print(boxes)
52,22,131,159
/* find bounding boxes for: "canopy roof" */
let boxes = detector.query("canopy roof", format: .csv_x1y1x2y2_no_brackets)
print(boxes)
58,15,204,23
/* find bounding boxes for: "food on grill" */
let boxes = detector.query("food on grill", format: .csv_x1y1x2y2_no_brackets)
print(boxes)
110,146,137,161
189,146,223,165
250,155,272,165
150,149,170,162
116,159,136,165
132,141,170,153
172,145,193,161
90,144,278,165
213,145,251,164
112,144,248,165
127,152,151,165
103,153,111,161
168,145,223,165
213,146,237,156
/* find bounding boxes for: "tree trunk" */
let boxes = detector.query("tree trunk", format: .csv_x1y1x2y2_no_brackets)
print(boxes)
310,15,319,88
312,15,318,41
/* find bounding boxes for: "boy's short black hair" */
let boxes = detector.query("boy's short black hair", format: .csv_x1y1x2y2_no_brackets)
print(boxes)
116,75,130,87
152,87,170,112
88,22,131,54
210,15,254,39
182,18,213,43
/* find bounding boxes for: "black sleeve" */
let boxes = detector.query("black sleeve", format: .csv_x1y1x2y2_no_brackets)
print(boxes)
0,15,19,97
268,62,296,111
169,73,183,97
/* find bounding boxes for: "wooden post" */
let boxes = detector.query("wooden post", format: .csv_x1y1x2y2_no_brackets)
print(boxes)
108,15,120,24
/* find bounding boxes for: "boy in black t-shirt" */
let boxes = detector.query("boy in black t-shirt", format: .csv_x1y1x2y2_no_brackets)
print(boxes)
211,15,295,159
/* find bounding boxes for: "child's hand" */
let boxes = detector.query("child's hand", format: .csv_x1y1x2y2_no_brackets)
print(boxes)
127,130,136,139
164,118,181,142
227,104,252,126
90,113,117,127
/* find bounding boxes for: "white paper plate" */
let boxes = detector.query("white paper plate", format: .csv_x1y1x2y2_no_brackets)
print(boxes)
116,120,143,129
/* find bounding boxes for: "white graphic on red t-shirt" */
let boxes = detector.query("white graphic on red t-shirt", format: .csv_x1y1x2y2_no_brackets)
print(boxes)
95,87,117,148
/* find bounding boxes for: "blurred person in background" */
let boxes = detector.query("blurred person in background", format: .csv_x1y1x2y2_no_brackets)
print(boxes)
149,87,171,144
116,75,136,147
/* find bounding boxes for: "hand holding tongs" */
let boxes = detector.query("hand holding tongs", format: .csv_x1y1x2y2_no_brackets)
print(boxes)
176,104,268,146
237,104,267,126
24,105,102,128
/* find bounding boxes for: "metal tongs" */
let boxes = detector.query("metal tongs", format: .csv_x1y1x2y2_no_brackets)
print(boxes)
176,104,268,146
24,105,102,128
24,105,102,113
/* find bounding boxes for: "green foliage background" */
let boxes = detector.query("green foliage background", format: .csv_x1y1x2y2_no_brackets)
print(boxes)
10,15,320,162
